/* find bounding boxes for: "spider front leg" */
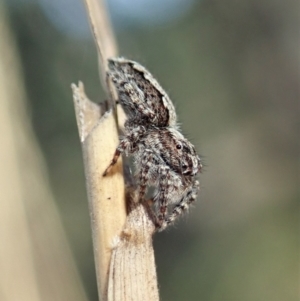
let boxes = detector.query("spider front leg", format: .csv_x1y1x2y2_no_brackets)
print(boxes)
103,125,146,176
155,166,173,227
157,179,199,231
103,139,128,176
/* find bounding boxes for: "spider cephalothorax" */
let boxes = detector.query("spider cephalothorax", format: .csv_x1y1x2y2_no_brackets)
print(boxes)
104,57,202,231
140,127,200,176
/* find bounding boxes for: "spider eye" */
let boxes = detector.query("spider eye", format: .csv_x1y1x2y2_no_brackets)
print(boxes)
182,164,188,170
176,144,182,150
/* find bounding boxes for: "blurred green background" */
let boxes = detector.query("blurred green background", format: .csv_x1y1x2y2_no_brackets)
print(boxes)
2,0,298,300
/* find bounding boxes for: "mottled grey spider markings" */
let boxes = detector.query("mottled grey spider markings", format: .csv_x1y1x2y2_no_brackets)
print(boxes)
159,180,200,231
107,58,177,127
104,57,202,231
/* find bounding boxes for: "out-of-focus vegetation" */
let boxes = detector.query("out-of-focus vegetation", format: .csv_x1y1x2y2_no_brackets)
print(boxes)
2,0,298,300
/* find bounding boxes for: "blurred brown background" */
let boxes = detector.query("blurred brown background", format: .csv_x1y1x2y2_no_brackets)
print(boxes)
1,0,298,300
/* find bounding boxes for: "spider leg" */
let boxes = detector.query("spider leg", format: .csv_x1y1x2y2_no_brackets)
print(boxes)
156,166,172,226
138,150,154,201
157,180,199,231
103,140,127,176
103,125,146,176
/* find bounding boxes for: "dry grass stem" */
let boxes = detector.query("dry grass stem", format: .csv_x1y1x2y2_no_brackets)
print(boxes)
76,0,159,300
72,83,126,301
83,0,117,82
108,192,159,301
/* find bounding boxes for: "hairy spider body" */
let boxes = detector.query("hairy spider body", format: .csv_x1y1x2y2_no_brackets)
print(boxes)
108,58,177,127
104,57,202,231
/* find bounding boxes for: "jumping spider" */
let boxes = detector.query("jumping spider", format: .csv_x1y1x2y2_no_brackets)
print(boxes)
104,57,202,231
